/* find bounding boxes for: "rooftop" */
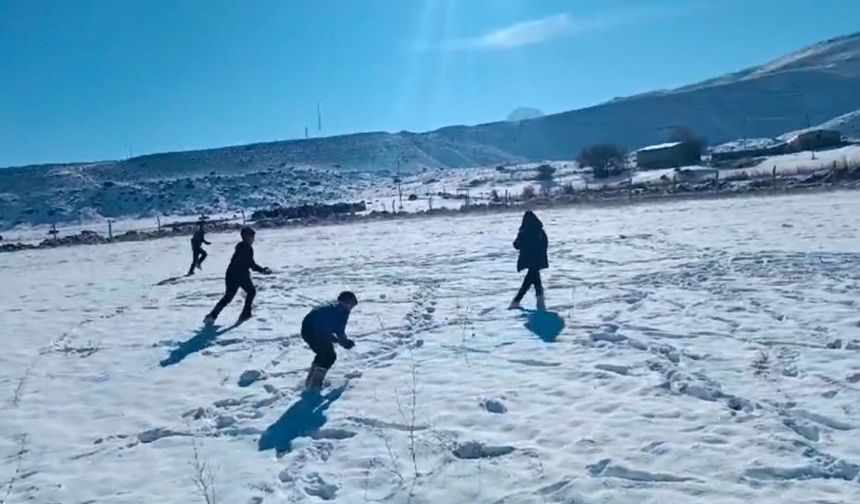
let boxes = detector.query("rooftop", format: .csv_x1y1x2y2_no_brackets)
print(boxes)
637,142,683,152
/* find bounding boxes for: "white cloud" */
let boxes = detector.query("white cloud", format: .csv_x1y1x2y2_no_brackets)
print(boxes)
471,13,575,50
417,4,711,52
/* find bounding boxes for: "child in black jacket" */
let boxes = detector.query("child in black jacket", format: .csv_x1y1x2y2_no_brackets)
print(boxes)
204,227,271,324
509,211,549,310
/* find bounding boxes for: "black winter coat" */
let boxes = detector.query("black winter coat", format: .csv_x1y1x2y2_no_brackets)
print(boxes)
227,242,265,277
514,224,548,272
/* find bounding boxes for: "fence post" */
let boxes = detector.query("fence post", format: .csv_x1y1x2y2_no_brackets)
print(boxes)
156,216,161,232
107,219,113,240
241,209,246,225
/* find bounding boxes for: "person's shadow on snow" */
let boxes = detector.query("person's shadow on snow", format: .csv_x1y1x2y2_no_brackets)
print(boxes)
258,386,347,456
521,309,565,342
154,275,188,286
159,323,241,367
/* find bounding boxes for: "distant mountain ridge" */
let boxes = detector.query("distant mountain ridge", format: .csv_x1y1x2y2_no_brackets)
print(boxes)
2,31,860,227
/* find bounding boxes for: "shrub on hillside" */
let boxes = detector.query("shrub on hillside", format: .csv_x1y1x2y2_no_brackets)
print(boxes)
536,164,556,181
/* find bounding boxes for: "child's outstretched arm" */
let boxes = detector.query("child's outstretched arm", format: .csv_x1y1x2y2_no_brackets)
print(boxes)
248,248,270,273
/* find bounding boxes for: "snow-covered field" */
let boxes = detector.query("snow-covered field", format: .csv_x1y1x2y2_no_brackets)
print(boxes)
3,190,860,503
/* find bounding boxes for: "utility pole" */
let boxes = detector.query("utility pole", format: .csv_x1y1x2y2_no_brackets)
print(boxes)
807,113,816,160
625,144,632,198
397,158,404,210
317,102,322,132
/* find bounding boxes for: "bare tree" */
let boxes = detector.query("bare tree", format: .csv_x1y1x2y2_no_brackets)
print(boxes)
521,185,536,200
669,127,707,161
578,144,625,179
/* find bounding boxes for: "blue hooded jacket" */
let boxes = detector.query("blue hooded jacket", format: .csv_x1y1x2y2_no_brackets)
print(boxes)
307,302,351,344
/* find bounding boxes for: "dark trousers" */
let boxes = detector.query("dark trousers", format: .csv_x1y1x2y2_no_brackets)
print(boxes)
209,274,255,320
514,268,543,302
187,246,207,275
301,317,337,369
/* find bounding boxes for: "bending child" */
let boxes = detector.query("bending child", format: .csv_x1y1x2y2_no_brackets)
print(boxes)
301,291,359,391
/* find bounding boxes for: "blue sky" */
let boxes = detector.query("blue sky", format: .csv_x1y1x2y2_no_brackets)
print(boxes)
1,0,858,167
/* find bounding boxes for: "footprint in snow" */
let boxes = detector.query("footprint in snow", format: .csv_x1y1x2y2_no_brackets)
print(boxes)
508,358,561,367
480,398,508,414
303,473,338,501
453,441,515,459
595,364,631,376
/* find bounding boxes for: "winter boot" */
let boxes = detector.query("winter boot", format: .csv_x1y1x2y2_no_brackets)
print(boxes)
305,365,329,392
508,299,522,310
203,314,216,325
536,294,546,311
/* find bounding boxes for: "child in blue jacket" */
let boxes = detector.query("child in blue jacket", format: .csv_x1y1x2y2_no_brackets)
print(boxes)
301,291,358,391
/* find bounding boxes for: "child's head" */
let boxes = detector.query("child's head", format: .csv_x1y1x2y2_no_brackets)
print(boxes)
337,291,358,311
240,227,256,244
520,210,542,230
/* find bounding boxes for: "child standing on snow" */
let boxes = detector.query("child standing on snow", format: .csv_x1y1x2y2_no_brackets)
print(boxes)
187,223,211,276
509,210,549,310
204,227,271,324
301,291,359,391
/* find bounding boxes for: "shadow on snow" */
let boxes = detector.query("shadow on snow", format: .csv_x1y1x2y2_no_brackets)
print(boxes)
154,274,192,286
521,309,565,342
159,323,241,367
258,386,347,455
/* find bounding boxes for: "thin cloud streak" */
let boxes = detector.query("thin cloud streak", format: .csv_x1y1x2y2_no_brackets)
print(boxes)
416,4,711,52
474,13,575,49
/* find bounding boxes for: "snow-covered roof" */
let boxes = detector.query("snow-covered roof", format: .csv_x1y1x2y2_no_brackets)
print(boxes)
637,142,683,152
779,128,843,142
711,138,784,154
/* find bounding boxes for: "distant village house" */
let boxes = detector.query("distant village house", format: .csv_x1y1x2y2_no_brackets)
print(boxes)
786,129,843,152
636,142,701,170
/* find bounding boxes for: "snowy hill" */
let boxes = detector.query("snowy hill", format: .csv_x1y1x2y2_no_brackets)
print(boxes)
3,191,860,503
3,32,860,228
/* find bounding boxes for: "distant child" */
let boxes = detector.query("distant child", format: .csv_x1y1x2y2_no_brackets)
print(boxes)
204,227,271,324
187,223,211,276
509,210,549,310
301,291,359,391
